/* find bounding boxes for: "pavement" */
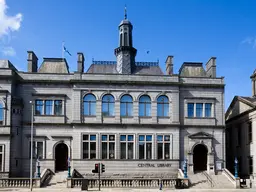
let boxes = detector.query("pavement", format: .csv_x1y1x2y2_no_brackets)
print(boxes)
0,188,254,192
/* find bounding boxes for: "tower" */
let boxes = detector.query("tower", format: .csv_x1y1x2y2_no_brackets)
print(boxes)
114,6,137,74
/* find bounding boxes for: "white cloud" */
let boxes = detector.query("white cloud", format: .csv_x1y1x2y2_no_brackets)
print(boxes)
0,0,22,38
1,46,15,56
241,37,256,49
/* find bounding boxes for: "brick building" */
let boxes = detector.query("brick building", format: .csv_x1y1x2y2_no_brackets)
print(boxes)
0,14,225,178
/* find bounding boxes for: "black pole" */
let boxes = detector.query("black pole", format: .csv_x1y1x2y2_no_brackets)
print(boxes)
99,163,101,191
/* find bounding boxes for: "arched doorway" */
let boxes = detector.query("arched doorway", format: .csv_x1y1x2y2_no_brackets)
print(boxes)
193,144,208,172
55,143,68,172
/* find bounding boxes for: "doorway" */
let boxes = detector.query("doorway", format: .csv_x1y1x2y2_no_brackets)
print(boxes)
55,143,68,172
193,144,208,172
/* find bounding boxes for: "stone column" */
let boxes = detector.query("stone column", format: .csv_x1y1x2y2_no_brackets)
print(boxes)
151,101,157,123
96,100,102,123
115,100,120,123
72,90,81,123
133,101,139,123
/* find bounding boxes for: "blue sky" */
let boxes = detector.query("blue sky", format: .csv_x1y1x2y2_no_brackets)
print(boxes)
1,0,256,110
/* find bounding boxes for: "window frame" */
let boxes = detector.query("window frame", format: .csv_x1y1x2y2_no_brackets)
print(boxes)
157,95,169,117
138,134,153,160
156,134,171,159
186,101,214,118
54,100,63,115
34,99,64,116
101,134,116,159
45,100,53,115
139,95,151,117
0,145,4,172
82,134,97,159
35,100,44,115
248,121,252,144
83,94,96,116
120,134,135,159
205,103,212,117
0,102,4,125
102,94,115,117
120,95,133,117
29,140,44,159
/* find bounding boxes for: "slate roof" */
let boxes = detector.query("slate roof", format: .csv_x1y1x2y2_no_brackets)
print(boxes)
86,62,164,75
240,96,256,104
38,58,69,74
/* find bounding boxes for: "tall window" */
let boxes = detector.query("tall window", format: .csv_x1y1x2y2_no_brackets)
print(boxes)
187,103,194,117
83,94,96,116
249,156,253,175
0,145,3,171
0,103,3,124
102,94,115,116
45,100,53,115
205,103,212,117
237,125,241,146
101,135,115,159
157,95,169,117
157,135,171,159
29,141,43,159
196,103,203,117
120,135,134,159
35,100,44,115
248,122,252,143
54,100,63,115
139,95,151,117
139,135,152,159
120,95,133,117
124,32,128,46
82,134,96,159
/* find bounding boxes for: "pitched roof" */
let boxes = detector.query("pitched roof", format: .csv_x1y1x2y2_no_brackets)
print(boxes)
38,58,69,74
86,63,164,75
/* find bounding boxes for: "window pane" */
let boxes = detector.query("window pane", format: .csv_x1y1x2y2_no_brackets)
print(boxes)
109,103,115,116
90,142,96,159
109,135,115,141
45,100,53,115
120,143,126,159
109,143,115,159
0,146,2,152
139,142,144,159
54,100,62,115
102,103,108,116
145,103,151,116
157,96,169,117
205,103,212,117
139,135,144,141
128,135,133,141
157,143,163,159
0,154,2,172
90,102,96,115
164,135,170,141
120,103,126,116
37,142,43,159
90,135,96,141
83,142,88,159
128,143,133,159
187,103,194,117
146,135,152,141
146,143,152,159
196,103,203,117
139,103,144,116
35,100,43,115
164,143,170,159
0,103,3,121
102,135,107,141
127,103,133,116
120,135,126,141
164,104,169,116
157,135,163,142
84,102,89,115
102,143,107,159
83,135,88,140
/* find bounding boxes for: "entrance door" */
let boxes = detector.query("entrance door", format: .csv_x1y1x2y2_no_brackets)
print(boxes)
193,144,208,172
55,143,68,172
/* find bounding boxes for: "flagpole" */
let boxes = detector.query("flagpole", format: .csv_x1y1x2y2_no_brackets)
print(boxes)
62,41,65,61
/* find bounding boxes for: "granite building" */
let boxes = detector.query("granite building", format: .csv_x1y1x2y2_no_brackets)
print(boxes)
0,14,225,178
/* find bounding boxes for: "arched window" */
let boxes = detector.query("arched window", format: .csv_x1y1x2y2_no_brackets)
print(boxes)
124,32,128,46
102,94,115,116
157,95,169,117
83,94,96,116
120,95,133,117
0,102,3,124
139,95,151,117
120,33,123,46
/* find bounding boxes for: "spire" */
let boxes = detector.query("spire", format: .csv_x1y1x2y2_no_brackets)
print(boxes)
124,5,127,20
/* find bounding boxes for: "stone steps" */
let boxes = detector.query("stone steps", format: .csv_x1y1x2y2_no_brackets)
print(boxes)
47,171,68,188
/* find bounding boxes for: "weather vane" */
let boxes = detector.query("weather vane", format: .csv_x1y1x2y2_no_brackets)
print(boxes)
124,5,127,20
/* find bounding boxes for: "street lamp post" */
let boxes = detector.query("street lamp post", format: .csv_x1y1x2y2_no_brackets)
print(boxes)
184,158,188,178
234,157,238,178
29,101,34,191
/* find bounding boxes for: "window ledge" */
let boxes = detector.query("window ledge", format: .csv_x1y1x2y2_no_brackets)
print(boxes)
139,116,152,118
157,117,169,119
121,116,133,118
84,115,96,117
34,115,65,117
186,117,215,119
102,116,115,118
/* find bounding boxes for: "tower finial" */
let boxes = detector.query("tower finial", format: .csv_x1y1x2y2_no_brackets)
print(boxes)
124,5,127,20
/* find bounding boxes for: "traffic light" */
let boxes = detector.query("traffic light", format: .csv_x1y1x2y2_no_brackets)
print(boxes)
101,163,105,173
92,163,99,173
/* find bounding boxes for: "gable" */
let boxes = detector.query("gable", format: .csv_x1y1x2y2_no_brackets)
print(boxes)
226,99,253,121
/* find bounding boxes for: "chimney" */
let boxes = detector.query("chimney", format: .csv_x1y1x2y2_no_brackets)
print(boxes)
77,52,84,73
27,51,38,72
165,56,173,75
206,57,216,78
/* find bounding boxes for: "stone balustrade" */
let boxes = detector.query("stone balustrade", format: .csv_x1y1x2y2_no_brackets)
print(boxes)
0,178,40,188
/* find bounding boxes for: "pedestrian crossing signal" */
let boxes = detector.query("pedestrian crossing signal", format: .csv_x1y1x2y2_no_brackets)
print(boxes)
101,163,105,173
92,163,99,173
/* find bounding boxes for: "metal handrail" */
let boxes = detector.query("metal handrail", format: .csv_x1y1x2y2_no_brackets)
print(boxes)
202,171,214,188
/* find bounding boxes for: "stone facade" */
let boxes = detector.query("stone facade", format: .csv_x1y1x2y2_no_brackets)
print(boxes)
0,16,225,179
